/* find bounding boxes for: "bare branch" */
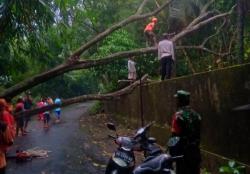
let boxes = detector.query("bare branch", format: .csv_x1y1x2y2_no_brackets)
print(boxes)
136,0,149,15
201,18,227,46
187,0,216,29
173,5,236,42
154,0,160,8
69,0,172,60
201,0,215,15
15,75,148,118
182,49,196,73
178,45,230,57
228,31,237,54
187,11,215,29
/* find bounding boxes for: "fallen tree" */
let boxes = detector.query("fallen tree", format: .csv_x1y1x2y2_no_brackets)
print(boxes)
15,75,148,118
0,0,236,99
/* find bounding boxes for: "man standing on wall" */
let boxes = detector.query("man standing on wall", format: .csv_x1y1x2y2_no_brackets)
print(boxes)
170,90,201,174
158,33,175,80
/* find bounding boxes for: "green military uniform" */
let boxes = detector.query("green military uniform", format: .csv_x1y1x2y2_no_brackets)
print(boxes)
171,90,202,174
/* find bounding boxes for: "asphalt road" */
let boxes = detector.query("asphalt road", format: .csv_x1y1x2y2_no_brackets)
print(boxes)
6,102,107,174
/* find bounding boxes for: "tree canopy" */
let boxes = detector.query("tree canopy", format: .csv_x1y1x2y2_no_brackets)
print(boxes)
0,0,249,100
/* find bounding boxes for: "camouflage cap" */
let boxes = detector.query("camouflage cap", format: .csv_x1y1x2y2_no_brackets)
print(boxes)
174,90,190,98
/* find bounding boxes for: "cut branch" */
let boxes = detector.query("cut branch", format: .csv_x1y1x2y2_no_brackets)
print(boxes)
15,75,148,118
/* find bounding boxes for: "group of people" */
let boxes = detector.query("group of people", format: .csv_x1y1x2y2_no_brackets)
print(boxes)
0,94,62,174
36,97,62,128
128,17,175,81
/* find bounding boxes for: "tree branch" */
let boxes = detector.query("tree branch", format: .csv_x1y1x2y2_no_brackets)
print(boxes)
69,0,172,60
178,45,230,57
186,0,216,29
15,75,148,118
200,0,215,15
182,49,196,73
177,18,230,57
201,18,227,47
136,0,149,15
187,11,215,29
173,5,236,42
0,4,236,99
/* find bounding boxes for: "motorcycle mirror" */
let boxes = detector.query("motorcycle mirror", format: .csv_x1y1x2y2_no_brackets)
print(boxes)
106,123,116,131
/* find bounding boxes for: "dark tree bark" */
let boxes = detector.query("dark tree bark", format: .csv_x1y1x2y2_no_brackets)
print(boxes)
237,0,245,64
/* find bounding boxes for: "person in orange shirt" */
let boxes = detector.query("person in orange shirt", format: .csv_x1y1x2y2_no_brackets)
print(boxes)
0,99,15,174
144,17,158,47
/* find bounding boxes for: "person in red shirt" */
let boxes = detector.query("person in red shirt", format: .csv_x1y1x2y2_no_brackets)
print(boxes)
14,97,25,136
144,17,158,47
37,98,45,121
0,99,15,174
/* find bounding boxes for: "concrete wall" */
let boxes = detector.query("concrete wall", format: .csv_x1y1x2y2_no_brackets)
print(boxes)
104,63,250,172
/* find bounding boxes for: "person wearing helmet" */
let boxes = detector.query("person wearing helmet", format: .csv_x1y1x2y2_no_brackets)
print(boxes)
170,90,201,174
144,17,158,46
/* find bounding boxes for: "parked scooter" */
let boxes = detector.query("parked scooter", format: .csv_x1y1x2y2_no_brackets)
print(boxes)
105,122,155,174
105,122,183,174
133,136,183,174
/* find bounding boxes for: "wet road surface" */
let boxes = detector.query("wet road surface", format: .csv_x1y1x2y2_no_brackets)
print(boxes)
6,102,107,174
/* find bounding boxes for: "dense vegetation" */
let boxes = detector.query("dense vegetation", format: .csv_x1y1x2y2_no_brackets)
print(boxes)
0,0,249,99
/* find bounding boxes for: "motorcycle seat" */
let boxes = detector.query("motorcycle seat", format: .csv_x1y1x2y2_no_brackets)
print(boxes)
133,154,171,173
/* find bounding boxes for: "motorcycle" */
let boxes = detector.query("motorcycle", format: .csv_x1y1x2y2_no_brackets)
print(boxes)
105,122,154,174
133,136,183,174
105,122,182,174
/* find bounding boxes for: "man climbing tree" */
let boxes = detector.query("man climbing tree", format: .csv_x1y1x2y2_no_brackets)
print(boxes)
144,17,158,47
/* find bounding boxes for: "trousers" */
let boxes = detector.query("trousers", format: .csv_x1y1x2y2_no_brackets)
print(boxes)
160,56,173,80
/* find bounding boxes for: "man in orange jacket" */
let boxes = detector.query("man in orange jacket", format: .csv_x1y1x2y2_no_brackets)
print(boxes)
144,17,158,47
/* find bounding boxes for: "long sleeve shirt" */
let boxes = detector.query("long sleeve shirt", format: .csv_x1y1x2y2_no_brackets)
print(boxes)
158,39,175,61
128,60,136,73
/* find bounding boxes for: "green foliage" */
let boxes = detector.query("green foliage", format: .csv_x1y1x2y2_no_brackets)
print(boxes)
91,30,138,92
201,168,211,174
219,161,246,174
0,0,249,99
89,101,103,115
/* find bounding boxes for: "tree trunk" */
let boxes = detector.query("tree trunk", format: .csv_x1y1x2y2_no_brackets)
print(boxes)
15,75,148,118
237,0,245,64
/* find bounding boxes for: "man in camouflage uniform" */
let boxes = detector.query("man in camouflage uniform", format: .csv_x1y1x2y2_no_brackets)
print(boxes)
170,90,201,174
